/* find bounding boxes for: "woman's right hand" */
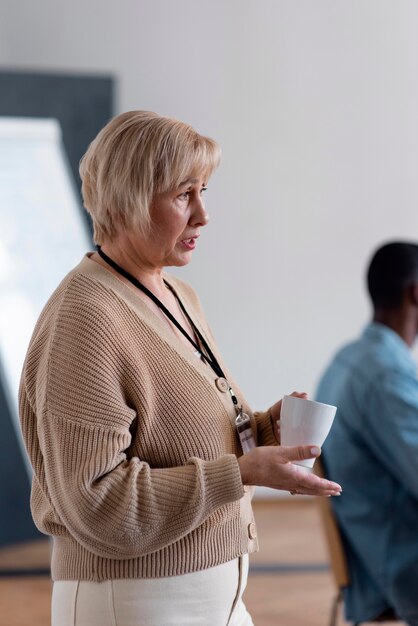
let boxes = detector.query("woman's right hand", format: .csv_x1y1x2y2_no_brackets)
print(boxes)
237,445,342,496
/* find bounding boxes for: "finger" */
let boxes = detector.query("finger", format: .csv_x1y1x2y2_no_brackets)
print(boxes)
287,466,341,491
292,488,340,497
279,444,321,462
295,474,342,495
289,480,341,495
324,480,342,492
290,391,309,399
274,419,281,443
302,487,342,496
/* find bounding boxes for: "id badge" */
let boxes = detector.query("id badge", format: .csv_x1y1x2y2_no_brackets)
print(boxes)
235,407,256,454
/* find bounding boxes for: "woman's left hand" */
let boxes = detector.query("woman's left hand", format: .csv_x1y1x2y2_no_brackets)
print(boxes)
270,391,308,444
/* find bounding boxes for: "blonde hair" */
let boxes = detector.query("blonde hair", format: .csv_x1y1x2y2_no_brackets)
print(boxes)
79,111,221,244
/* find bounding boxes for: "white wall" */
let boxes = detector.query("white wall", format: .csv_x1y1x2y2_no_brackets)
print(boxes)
2,0,418,413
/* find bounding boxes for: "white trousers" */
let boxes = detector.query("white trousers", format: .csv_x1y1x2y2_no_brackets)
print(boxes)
51,555,254,626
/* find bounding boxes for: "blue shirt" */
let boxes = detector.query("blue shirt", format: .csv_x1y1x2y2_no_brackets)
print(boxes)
316,322,418,624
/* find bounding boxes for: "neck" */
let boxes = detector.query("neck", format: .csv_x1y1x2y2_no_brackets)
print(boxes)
98,240,166,297
373,308,417,347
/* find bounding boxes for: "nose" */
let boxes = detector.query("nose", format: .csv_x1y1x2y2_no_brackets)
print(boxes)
190,194,209,227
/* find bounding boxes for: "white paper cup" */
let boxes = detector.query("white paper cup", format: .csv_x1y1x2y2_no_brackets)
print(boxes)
280,396,337,470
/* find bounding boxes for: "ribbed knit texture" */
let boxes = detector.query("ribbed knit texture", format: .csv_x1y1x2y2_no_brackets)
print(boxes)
19,255,275,581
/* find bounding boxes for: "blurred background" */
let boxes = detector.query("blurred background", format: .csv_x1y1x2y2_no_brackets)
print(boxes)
0,1,417,624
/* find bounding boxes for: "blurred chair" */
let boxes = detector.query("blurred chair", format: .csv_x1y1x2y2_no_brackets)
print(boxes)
315,461,400,626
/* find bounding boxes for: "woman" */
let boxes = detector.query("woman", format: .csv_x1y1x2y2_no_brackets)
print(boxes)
19,111,341,626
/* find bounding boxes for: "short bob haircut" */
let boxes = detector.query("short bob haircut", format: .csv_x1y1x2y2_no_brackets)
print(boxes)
79,111,221,244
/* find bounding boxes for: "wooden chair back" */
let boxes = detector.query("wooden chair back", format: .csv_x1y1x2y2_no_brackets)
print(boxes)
315,460,350,589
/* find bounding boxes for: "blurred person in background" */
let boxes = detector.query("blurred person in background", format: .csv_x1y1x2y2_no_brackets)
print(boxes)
316,241,418,626
19,110,341,626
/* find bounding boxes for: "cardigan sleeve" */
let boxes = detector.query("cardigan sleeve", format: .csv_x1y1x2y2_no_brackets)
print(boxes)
253,409,278,446
22,285,244,561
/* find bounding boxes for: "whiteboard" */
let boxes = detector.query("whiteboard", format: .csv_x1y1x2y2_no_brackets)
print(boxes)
0,117,91,441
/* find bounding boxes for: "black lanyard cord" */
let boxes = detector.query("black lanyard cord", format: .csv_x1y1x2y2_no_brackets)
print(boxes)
96,246,238,407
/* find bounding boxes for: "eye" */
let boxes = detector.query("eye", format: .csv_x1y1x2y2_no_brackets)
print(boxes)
178,191,190,201
200,187,208,195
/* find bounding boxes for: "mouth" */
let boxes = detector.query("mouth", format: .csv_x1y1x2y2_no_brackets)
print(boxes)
180,235,199,250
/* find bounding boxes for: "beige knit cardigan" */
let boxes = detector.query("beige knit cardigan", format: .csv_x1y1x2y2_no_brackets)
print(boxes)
19,255,276,581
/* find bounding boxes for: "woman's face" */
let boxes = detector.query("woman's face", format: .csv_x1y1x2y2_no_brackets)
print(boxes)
140,175,210,269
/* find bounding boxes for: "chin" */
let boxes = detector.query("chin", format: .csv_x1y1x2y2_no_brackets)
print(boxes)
166,253,193,268
172,259,191,268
